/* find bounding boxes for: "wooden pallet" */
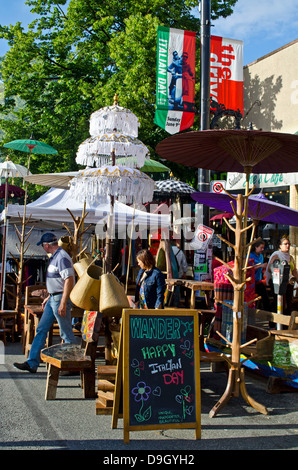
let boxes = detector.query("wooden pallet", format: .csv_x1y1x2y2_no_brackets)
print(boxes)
95,365,117,415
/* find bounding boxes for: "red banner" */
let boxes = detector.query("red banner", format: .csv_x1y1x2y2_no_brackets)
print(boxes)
210,36,243,114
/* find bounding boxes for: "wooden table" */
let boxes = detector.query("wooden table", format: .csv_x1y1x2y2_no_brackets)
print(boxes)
166,279,214,309
23,303,85,357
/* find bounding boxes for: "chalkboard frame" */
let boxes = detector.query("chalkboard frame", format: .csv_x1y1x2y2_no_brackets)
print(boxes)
116,308,201,443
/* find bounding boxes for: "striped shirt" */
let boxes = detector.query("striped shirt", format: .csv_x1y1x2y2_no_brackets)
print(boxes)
46,247,75,294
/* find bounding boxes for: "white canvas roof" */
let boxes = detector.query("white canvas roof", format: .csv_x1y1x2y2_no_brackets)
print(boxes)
3,228,92,259
1,187,170,230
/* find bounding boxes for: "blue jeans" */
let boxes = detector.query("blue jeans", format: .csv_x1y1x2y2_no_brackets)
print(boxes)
27,294,77,370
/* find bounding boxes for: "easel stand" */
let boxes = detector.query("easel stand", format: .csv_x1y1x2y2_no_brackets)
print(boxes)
210,187,268,418
112,309,201,443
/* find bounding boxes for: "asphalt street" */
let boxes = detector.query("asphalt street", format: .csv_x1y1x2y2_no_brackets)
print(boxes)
1,340,298,454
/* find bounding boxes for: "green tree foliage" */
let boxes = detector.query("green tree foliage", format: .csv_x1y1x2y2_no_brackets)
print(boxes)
0,0,237,197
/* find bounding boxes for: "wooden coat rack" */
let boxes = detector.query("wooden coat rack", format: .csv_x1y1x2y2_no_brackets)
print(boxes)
209,186,268,417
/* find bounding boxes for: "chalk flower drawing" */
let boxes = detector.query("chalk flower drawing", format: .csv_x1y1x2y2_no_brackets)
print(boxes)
175,385,194,419
131,381,152,422
132,381,151,402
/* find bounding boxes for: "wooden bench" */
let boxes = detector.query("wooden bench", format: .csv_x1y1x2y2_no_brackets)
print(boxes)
248,308,298,330
40,311,102,400
41,342,97,400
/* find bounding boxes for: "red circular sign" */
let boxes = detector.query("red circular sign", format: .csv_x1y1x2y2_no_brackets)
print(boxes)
198,231,208,242
213,182,224,193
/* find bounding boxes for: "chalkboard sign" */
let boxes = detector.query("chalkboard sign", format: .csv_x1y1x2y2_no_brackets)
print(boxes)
113,309,201,443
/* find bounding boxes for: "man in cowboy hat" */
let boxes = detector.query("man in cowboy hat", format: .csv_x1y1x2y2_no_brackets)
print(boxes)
14,232,77,373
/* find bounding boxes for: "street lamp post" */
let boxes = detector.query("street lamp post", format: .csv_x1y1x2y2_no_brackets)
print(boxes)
198,0,211,224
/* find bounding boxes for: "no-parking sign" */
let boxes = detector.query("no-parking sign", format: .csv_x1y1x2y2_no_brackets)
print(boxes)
190,224,214,250
210,180,226,193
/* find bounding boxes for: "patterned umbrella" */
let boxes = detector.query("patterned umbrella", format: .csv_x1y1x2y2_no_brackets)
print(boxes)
76,134,149,168
73,96,155,274
75,96,149,169
154,179,195,194
69,165,155,205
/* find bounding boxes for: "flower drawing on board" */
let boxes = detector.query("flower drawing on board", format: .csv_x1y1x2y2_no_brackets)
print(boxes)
131,381,152,422
132,381,151,402
175,385,194,420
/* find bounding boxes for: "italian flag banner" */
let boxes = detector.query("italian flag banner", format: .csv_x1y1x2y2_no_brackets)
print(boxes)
154,26,196,134
210,36,243,114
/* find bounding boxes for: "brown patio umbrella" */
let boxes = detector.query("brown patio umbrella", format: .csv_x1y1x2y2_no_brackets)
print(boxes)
156,129,298,176
157,129,298,418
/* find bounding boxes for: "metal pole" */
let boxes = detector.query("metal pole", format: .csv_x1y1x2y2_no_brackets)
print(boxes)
200,0,211,132
0,178,9,309
276,294,283,330
198,0,211,224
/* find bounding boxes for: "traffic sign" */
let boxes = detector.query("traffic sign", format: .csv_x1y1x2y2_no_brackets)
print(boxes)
210,180,226,193
190,224,214,250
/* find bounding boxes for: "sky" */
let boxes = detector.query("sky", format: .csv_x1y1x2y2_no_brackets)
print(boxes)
211,0,298,65
0,0,297,65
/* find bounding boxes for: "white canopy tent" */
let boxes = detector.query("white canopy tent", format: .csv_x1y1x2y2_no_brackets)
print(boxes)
0,187,170,287
1,187,170,232
2,227,92,259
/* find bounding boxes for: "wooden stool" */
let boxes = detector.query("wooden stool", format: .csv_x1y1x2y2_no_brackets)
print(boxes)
0,325,11,345
96,365,117,415
41,342,97,400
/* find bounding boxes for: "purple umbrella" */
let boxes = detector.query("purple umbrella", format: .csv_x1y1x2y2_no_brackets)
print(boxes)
191,191,298,226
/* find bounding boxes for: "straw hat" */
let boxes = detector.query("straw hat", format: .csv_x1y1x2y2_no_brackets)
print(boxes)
70,264,101,311
99,273,129,316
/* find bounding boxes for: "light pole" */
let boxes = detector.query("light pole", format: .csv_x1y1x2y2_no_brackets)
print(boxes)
198,0,211,224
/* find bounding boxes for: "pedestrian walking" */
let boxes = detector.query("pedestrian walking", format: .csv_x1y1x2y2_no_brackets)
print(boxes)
14,232,77,373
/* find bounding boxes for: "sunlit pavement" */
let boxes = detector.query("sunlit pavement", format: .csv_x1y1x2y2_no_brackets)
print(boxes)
1,341,298,451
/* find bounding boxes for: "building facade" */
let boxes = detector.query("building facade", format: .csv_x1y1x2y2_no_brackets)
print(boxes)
242,39,298,258
242,39,298,134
